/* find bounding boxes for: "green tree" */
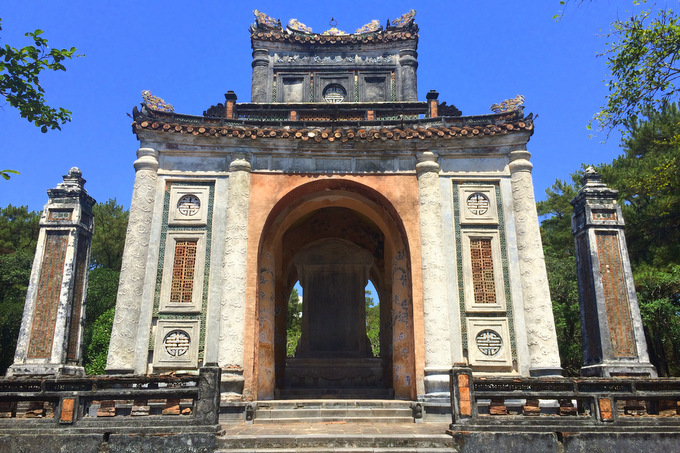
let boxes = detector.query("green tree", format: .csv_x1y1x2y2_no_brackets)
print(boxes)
90,198,129,270
593,5,680,133
81,267,119,373
0,18,78,132
599,103,680,267
365,289,380,357
286,288,302,357
84,307,115,375
538,178,583,375
81,199,128,373
0,205,40,374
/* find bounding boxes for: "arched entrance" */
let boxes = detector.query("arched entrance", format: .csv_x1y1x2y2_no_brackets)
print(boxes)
255,180,415,400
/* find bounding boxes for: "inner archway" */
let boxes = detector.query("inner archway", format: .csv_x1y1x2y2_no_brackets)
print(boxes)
256,180,415,400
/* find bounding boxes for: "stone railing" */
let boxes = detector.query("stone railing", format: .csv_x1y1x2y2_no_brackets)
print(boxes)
0,365,220,435
449,366,680,431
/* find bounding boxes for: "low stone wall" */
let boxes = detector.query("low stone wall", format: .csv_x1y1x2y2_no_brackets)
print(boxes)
0,366,220,452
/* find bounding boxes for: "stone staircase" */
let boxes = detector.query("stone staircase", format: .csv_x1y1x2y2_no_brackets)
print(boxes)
216,400,456,452
252,400,414,424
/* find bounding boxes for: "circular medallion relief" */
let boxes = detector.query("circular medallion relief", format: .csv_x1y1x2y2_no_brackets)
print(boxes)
164,330,190,357
323,84,346,103
466,192,490,216
177,194,200,216
475,329,502,357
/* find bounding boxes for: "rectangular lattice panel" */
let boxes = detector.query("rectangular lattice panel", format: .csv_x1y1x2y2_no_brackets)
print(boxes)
470,238,497,304
170,240,197,304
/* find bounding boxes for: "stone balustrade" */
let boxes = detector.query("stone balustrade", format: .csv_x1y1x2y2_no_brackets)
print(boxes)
449,365,680,430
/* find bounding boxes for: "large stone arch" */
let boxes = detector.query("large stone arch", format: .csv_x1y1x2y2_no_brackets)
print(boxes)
255,179,416,400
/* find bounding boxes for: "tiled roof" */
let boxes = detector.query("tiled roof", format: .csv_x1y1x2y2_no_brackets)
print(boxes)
251,30,417,45
132,107,533,142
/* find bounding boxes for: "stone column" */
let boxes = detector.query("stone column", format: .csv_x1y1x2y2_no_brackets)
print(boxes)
416,152,452,396
571,168,656,377
508,150,562,376
106,148,159,374
9,168,95,377
218,155,251,396
399,49,418,102
251,48,270,103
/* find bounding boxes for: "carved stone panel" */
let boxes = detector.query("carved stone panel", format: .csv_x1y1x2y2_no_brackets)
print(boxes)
466,318,512,369
153,320,200,370
168,185,209,226
458,185,499,225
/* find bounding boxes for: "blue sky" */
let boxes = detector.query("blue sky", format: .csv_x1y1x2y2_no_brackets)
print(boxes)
1,1,645,211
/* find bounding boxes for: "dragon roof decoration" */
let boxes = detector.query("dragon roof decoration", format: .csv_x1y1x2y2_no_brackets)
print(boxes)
251,9,416,38
252,9,281,31
490,95,525,113
287,18,313,34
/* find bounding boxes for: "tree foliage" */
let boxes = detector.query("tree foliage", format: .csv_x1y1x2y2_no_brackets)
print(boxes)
84,307,115,375
538,178,583,375
593,5,680,133
90,198,128,271
365,289,380,357
286,288,302,358
0,18,78,132
81,199,128,373
0,205,40,374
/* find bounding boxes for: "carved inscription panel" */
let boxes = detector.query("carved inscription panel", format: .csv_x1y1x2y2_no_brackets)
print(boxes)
596,232,637,357
28,231,68,358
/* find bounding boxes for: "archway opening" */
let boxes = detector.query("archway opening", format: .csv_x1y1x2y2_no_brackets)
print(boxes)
256,181,415,400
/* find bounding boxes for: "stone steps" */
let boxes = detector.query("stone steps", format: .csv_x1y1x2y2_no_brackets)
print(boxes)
253,400,414,425
216,433,455,452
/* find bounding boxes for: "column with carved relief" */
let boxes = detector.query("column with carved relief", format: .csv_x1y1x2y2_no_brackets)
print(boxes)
416,152,453,396
509,150,562,376
106,148,159,374
218,155,251,396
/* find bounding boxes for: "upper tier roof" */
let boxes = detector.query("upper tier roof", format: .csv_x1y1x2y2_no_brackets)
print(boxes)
250,9,418,44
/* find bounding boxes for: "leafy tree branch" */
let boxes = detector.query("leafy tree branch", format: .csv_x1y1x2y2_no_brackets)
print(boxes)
0,18,78,132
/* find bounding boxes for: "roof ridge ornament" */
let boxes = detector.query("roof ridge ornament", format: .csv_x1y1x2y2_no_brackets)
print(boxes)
142,90,174,113
387,9,417,31
253,9,282,31
355,19,382,34
323,17,347,35
287,18,313,34
489,95,525,114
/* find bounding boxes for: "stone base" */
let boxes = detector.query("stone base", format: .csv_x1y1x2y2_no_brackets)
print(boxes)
529,366,563,377
424,368,451,397
581,362,657,378
284,358,384,389
220,370,245,399
6,364,85,377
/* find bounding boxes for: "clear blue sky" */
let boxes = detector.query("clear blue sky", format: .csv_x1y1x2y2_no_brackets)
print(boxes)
1,1,644,211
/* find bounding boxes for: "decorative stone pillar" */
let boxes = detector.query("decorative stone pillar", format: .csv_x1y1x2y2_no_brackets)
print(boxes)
416,151,452,396
106,148,159,374
508,150,562,376
9,168,95,376
399,49,418,101
218,155,251,396
251,48,270,103
571,168,656,377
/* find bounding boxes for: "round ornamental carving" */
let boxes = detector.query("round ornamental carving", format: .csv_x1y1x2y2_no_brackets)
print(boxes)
164,330,190,357
323,84,346,103
475,329,503,357
466,192,490,216
177,195,200,216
